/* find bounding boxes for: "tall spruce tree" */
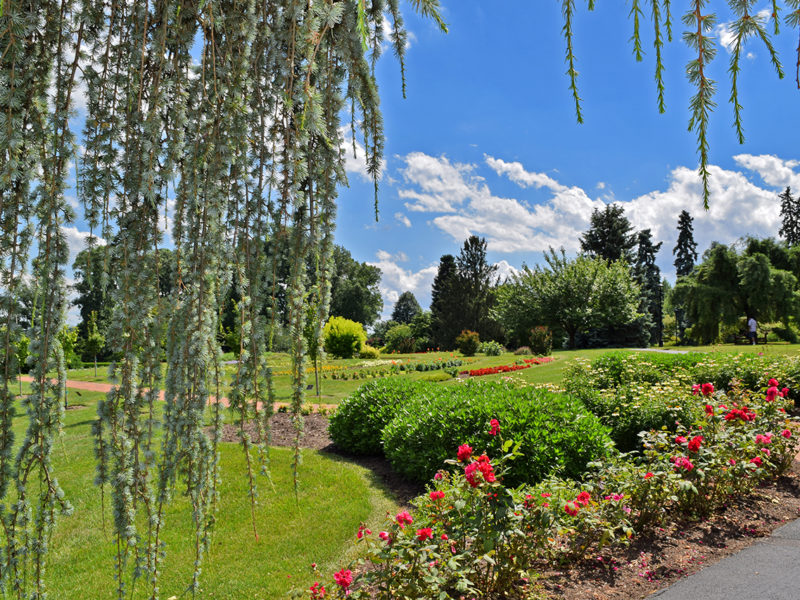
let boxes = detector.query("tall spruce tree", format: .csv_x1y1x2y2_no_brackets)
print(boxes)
456,236,500,339
580,204,636,263
673,210,698,343
634,229,664,346
430,255,462,349
391,291,422,324
779,187,800,247
674,210,698,276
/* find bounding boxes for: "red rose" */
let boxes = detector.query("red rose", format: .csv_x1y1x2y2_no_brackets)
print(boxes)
766,386,779,402
395,511,413,529
644,472,654,479
769,378,779,387
429,490,445,501
416,527,434,542
457,444,473,462
333,569,353,590
564,501,579,516
782,429,792,439
687,435,703,453
705,404,714,417
701,382,714,396
575,491,591,507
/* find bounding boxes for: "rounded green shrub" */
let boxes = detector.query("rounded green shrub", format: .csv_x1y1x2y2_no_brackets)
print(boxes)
322,316,366,359
529,326,553,356
382,380,612,486
455,329,480,356
328,379,429,455
384,324,415,353
478,340,504,356
358,344,381,359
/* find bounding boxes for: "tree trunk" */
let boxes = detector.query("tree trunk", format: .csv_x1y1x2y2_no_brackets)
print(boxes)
315,356,320,399
94,355,98,378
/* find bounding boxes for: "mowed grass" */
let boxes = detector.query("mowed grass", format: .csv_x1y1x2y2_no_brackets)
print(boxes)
59,344,800,402
7,386,398,599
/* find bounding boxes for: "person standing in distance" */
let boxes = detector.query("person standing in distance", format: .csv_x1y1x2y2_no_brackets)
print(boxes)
747,315,757,345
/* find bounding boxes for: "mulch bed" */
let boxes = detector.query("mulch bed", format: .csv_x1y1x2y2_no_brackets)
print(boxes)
220,413,800,599
538,461,800,599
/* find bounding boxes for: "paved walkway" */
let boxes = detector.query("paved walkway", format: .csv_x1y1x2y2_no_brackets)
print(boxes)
652,518,800,599
18,375,338,412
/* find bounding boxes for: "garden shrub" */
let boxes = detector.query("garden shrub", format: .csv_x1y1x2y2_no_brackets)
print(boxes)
358,345,380,359
384,324,416,354
382,380,611,486
303,376,799,600
328,379,429,455
529,325,553,356
421,371,452,382
513,345,532,355
322,316,366,359
478,340,504,356
455,329,480,356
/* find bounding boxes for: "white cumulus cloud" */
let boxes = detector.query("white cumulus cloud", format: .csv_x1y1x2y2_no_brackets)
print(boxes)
368,250,438,318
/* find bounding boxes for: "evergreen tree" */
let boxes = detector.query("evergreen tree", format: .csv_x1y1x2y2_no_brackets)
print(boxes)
673,210,698,277
580,204,636,263
633,229,664,346
456,236,500,339
391,291,422,324
779,187,800,247
673,210,698,344
430,255,463,349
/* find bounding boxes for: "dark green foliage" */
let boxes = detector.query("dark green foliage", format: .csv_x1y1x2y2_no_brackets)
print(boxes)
328,379,429,456
456,236,501,340
409,310,433,351
633,229,663,346
384,324,415,353
494,250,641,349
675,241,800,344
673,210,698,344
430,254,462,349
456,329,480,356
580,204,636,263
381,381,612,486
368,319,399,347
391,291,422,324
779,187,800,248
529,326,553,356
329,246,383,327
673,210,698,277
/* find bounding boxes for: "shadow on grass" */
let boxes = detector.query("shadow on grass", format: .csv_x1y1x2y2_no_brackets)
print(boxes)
318,445,424,507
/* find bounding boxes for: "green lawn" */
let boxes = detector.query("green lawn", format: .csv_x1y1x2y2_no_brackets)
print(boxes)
60,344,800,404
6,387,398,599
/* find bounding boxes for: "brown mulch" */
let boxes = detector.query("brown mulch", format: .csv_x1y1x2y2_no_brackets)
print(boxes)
539,461,800,599
216,413,800,599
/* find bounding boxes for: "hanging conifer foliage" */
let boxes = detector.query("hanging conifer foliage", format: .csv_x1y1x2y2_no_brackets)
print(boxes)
2,0,800,597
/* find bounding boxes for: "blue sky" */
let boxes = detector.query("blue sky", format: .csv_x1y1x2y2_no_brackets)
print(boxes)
333,1,800,319
59,2,800,323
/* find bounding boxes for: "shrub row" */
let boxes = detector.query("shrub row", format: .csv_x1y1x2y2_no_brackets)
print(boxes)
566,351,800,450
305,379,798,599
329,379,612,486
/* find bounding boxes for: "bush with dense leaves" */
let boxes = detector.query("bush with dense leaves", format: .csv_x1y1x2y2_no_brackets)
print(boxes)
529,325,553,356
328,379,430,455
455,329,480,356
358,345,381,359
322,316,366,359
384,324,416,353
382,380,611,486
478,340,504,356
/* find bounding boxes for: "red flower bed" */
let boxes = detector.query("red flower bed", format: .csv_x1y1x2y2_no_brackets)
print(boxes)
460,356,553,377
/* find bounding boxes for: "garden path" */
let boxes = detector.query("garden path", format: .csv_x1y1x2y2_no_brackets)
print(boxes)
652,517,800,600
17,375,338,412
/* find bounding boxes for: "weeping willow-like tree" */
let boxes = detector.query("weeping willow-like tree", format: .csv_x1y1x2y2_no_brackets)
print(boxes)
0,0,799,598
